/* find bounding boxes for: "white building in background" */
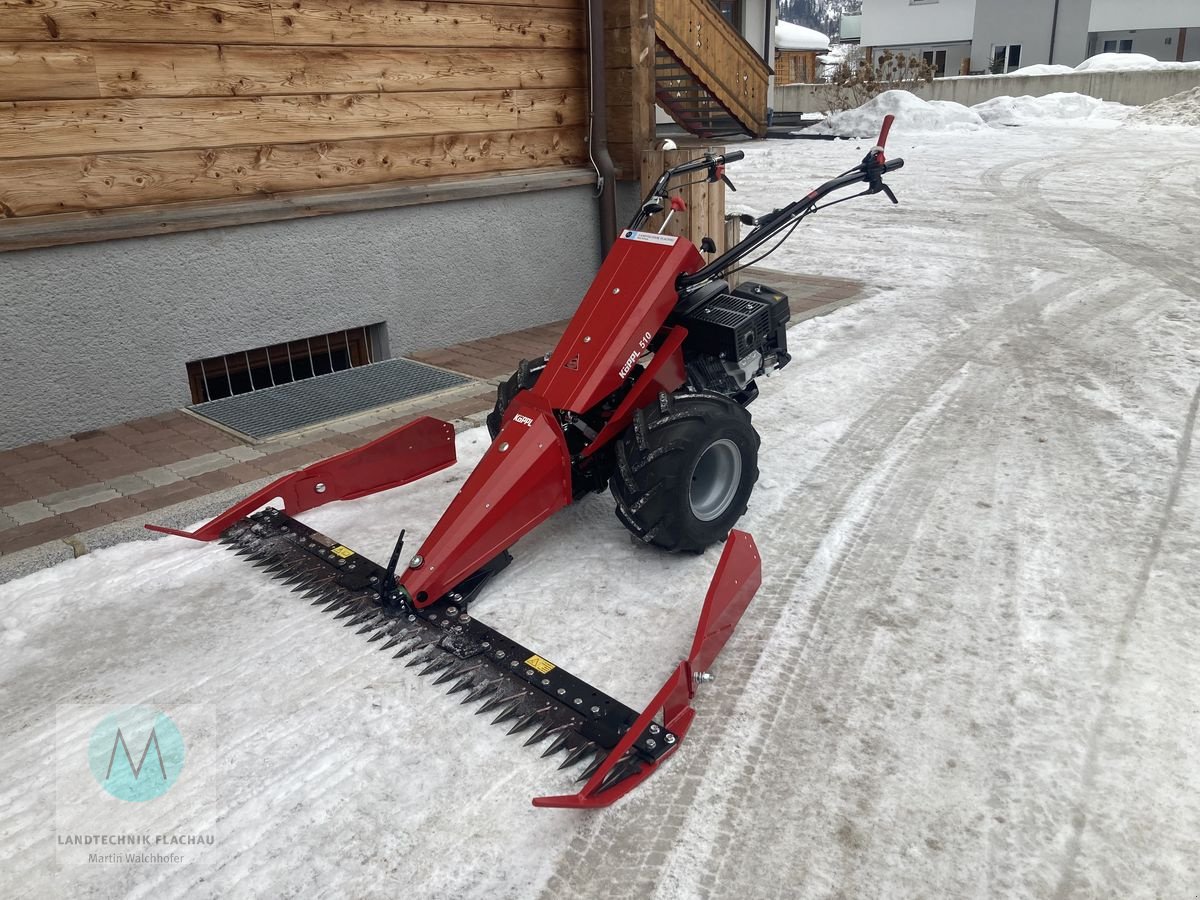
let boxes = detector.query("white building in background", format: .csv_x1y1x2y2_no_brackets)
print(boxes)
860,0,1199,76
1088,0,1200,61
860,0,977,76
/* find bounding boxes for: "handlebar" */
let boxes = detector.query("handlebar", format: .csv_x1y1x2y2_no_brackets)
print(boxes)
628,149,747,231
676,116,904,289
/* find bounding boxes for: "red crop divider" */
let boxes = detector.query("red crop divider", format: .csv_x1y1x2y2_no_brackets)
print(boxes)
534,530,761,808
146,416,456,542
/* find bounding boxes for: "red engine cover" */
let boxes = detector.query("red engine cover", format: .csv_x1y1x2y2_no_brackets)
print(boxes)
534,231,705,413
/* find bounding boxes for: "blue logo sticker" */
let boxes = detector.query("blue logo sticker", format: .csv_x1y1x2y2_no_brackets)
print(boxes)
88,707,185,802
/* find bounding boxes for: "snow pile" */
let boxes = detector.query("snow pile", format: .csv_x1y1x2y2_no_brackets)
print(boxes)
1129,87,1200,127
1009,63,1077,76
775,20,830,51
1076,52,1162,71
815,90,984,137
1075,52,1200,72
972,92,1129,127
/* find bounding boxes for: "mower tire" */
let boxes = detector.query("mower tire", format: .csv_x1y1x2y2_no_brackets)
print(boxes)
611,391,760,552
486,355,548,440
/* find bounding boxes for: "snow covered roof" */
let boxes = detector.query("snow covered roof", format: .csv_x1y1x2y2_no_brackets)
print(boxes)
775,21,831,52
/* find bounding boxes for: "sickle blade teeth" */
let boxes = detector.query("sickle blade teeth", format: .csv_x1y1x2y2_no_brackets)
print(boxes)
405,647,441,669
433,663,466,686
346,611,374,628
392,639,423,659
577,751,607,782
323,597,347,613
418,653,453,677
541,732,572,758
447,674,474,695
523,721,569,748
463,680,498,705
381,631,410,652
334,604,360,621
355,615,382,633
477,690,521,716
491,698,523,726
559,741,596,770
507,712,543,737
598,754,641,792
366,626,391,643
508,705,551,736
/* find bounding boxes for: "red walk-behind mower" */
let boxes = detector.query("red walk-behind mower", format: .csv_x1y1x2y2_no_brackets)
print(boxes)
150,117,903,807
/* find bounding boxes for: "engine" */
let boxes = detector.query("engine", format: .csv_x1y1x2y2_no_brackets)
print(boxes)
675,281,792,403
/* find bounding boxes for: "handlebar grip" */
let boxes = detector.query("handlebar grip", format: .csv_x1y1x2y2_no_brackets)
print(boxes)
876,114,895,149
722,150,745,164
884,157,905,172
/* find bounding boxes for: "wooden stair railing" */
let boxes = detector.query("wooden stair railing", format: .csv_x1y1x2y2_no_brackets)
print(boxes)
654,0,772,137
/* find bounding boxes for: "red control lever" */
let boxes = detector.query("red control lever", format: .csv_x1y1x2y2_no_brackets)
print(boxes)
876,113,895,151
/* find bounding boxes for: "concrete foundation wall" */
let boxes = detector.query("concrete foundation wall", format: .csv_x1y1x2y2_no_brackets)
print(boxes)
0,186,603,450
775,67,1200,112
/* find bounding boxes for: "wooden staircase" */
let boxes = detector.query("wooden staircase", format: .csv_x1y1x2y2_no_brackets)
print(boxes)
654,0,772,139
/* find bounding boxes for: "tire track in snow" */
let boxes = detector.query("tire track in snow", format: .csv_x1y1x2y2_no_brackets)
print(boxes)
981,138,1200,297
1051,375,1200,900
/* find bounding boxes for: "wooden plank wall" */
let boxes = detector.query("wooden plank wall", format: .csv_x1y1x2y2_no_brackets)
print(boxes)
0,0,590,221
604,0,654,181
640,146,727,252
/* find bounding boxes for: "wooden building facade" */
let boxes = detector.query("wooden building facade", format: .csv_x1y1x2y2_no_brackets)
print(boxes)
0,0,605,245
0,0,772,447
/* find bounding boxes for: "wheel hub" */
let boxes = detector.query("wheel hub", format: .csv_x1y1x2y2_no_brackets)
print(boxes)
689,439,742,522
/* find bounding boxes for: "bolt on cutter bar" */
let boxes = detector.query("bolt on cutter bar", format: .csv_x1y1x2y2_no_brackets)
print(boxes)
149,117,903,806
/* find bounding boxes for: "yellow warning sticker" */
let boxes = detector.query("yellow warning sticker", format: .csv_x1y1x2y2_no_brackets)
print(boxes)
525,654,556,674
330,545,354,559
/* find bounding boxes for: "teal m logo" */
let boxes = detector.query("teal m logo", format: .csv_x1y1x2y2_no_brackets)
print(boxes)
87,707,185,802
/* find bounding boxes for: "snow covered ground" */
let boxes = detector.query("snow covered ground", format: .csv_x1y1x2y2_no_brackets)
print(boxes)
3,116,1199,899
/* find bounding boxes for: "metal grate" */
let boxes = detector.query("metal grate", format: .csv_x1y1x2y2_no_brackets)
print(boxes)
186,325,382,405
188,358,469,439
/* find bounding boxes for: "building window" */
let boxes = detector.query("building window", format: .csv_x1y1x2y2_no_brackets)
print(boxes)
922,49,948,76
990,44,1022,73
1103,38,1134,53
715,0,742,29
186,324,383,404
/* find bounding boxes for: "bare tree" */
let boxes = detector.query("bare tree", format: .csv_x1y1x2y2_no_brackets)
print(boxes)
819,46,935,111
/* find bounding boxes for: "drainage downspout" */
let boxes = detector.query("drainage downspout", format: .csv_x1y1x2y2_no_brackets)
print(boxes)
587,0,618,257
1048,0,1061,64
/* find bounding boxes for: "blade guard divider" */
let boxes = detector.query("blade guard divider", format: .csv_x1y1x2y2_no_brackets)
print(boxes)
533,530,762,808
145,416,456,541
403,394,574,607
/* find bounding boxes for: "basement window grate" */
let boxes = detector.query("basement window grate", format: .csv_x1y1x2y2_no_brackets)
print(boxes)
186,325,383,405
187,358,469,440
